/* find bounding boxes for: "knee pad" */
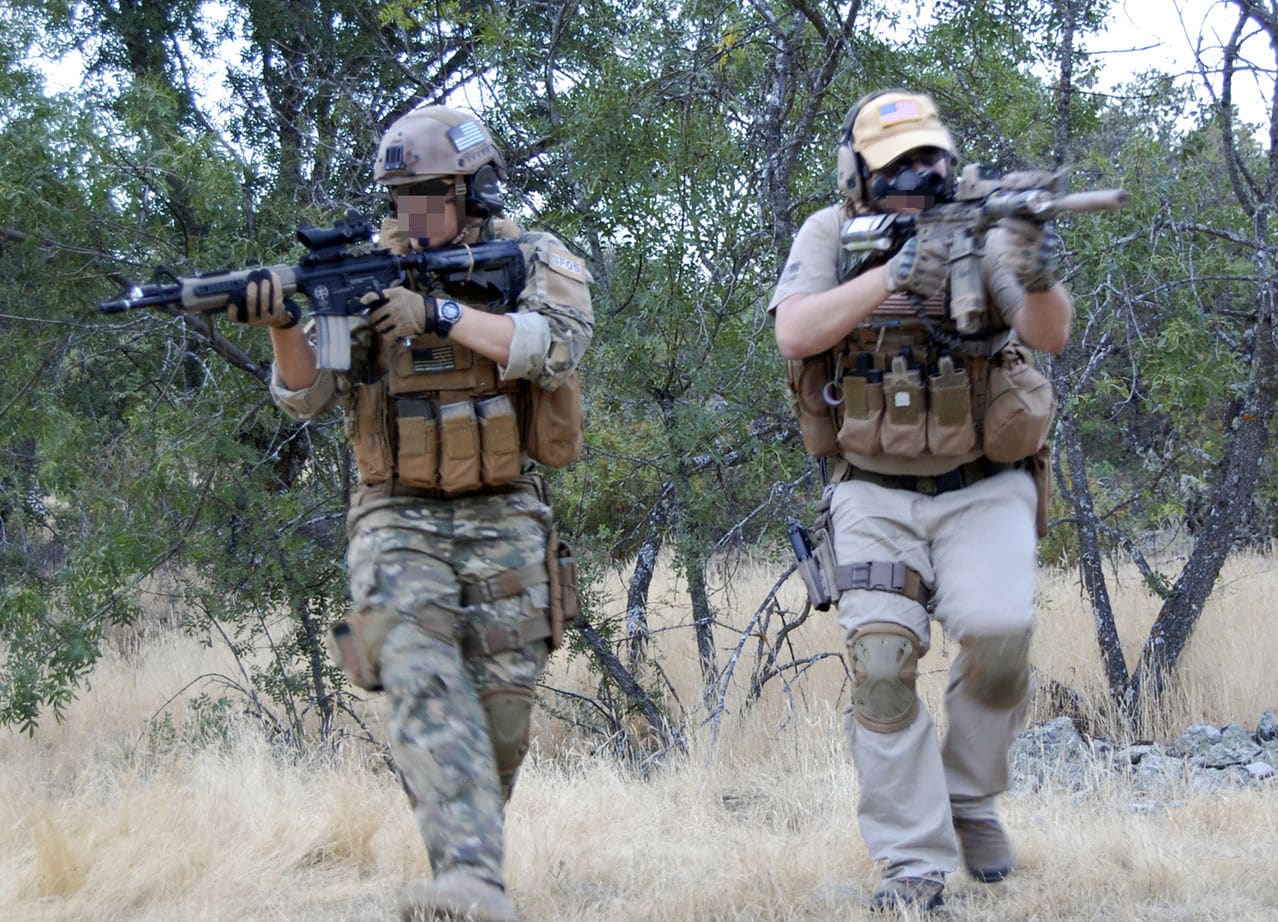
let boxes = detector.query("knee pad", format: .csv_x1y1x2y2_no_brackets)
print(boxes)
480,686,534,801
961,632,1031,708
848,623,921,733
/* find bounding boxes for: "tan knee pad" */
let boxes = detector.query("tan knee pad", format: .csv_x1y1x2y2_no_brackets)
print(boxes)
961,632,1031,708
848,622,921,733
480,686,533,799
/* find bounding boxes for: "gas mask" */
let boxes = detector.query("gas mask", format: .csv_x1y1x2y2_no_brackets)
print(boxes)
871,166,951,211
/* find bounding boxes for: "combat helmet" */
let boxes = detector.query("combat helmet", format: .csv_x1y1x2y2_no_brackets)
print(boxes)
836,89,957,207
374,104,507,216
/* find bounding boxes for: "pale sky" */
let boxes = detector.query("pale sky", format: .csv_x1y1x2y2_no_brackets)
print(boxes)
1088,0,1272,134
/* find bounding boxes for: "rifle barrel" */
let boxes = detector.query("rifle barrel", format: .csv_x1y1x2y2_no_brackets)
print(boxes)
1055,189,1130,213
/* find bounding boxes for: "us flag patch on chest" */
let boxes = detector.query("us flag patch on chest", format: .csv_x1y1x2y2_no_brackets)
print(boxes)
412,345,458,373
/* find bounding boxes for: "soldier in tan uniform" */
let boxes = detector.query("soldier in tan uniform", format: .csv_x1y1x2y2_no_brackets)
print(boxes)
224,105,593,922
770,90,1072,912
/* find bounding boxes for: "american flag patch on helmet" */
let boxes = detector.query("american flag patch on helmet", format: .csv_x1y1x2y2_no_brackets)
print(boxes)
448,121,488,152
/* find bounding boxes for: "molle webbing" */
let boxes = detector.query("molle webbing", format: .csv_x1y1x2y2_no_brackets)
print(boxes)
846,326,1006,363
829,560,931,608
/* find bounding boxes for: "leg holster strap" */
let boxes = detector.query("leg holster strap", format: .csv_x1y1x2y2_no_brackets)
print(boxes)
461,613,552,657
830,560,932,608
460,562,549,606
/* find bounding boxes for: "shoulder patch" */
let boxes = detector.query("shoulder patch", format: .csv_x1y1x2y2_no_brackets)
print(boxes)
546,247,585,280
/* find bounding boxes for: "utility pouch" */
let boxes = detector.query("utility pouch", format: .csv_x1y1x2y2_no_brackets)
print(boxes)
326,607,404,692
836,354,884,456
526,371,584,468
983,346,1055,462
348,382,393,484
476,394,522,486
786,355,839,458
395,397,439,489
926,356,977,456
439,400,482,494
546,528,579,651
880,353,927,456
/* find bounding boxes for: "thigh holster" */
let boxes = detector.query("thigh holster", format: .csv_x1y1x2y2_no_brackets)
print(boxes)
328,604,455,692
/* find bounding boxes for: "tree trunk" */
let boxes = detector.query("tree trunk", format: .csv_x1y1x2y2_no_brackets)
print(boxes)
297,598,333,741
1056,412,1131,701
1130,276,1278,707
626,525,663,672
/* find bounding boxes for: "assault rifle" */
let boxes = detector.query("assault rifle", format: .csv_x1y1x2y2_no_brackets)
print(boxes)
99,210,526,370
842,165,1129,333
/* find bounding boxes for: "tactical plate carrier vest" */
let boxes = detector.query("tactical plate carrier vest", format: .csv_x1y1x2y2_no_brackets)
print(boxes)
786,215,1054,469
348,222,584,495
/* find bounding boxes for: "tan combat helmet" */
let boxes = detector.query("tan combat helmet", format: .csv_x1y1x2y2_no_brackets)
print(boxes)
374,104,508,215
836,89,957,206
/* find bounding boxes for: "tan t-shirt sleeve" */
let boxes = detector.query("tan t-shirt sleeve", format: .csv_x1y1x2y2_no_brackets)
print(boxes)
766,204,844,315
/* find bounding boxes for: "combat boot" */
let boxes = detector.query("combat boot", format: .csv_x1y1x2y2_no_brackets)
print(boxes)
953,815,1013,882
868,876,945,913
399,869,519,922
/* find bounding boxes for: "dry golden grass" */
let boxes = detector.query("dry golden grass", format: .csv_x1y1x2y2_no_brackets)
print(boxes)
3,552,1276,921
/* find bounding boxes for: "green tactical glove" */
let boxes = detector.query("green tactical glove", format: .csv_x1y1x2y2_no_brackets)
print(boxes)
883,223,950,298
228,268,299,328
362,285,434,341
983,217,1062,293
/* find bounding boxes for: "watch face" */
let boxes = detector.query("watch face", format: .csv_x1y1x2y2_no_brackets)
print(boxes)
440,300,462,323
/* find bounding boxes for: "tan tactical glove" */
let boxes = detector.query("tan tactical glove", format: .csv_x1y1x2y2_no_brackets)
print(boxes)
984,217,1061,292
883,222,951,298
228,268,298,327
362,284,432,341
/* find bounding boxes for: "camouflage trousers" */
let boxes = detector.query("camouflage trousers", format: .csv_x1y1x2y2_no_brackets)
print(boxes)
346,482,553,887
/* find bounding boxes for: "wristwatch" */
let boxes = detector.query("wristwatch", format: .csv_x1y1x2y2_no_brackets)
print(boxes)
434,298,462,338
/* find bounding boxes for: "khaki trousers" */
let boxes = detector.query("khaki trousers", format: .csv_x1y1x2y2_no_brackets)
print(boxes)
829,468,1037,881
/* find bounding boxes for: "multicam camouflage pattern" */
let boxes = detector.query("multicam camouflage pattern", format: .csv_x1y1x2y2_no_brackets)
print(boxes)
506,227,593,391
349,487,553,885
267,209,590,891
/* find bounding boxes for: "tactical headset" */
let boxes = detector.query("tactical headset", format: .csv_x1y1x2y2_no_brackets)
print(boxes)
465,162,506,217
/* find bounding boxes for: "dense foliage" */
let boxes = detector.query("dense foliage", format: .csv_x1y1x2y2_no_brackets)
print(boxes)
2,0,1274,740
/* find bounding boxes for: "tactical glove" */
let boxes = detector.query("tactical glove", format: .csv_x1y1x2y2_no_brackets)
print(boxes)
883,223,950,298
363,285,433,341
228,268,299,328
984,217,1061,293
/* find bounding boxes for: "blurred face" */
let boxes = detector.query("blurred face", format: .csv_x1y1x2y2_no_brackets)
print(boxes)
392,177,461,248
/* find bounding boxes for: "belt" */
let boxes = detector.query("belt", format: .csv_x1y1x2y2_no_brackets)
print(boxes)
847,457,1015,496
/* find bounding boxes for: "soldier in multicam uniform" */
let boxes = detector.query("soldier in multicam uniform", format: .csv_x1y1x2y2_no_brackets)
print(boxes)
224,104,593,922
770,90,1072,912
